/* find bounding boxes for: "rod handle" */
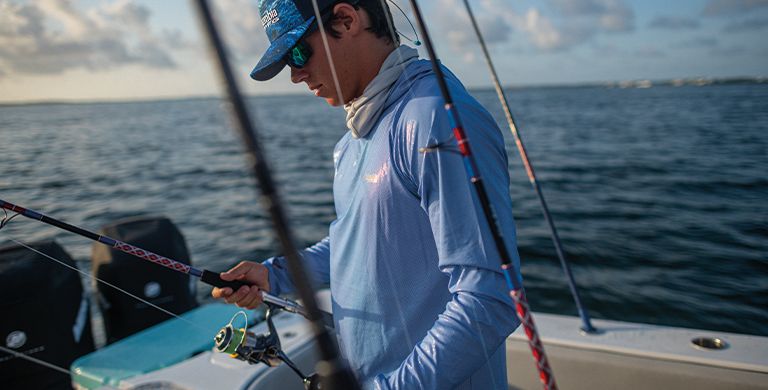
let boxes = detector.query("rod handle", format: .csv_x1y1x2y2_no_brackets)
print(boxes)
201,269,250,291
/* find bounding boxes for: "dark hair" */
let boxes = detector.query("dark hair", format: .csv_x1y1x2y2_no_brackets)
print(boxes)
322,0,400,44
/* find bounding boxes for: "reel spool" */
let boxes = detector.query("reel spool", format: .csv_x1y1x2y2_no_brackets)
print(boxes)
214,308,281,366
214,304,322,390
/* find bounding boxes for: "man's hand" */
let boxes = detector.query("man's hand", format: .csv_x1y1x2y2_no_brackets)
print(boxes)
211,261,270,310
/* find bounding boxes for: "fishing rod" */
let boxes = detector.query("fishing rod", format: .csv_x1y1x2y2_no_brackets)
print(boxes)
405,1,557,389
191,1,359,389
460,0,596,334
0,198,333,329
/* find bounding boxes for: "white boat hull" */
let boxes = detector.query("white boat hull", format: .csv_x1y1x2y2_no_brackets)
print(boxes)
75,291,768,390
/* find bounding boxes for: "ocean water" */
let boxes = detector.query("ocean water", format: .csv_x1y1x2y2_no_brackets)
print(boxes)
1,84,766,337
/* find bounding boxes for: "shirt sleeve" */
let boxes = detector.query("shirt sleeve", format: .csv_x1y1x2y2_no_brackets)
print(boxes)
382,78,523,388
262,236,331,296
374,266,519,389
398,91,521,276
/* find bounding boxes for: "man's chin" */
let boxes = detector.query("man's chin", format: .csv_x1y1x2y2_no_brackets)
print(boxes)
324,97,343,107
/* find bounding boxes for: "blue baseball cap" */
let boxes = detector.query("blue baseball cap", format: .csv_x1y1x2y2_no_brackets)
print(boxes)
250,0,339,81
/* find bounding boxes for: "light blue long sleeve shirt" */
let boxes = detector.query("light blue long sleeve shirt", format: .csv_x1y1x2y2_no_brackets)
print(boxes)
264,60,521,389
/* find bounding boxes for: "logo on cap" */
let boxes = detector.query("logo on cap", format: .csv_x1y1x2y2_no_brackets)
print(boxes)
262,8,280,28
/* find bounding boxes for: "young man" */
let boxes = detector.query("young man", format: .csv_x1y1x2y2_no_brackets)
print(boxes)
212,1,522,388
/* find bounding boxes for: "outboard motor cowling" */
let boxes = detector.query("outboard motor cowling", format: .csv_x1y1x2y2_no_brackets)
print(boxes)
0,240,95,390
91,216,197,344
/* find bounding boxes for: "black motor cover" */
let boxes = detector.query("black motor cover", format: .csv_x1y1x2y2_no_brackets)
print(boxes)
0,240,95,390
92,216,197,344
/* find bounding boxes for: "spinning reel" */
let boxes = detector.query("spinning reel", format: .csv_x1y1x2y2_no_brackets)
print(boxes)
214,304,322,390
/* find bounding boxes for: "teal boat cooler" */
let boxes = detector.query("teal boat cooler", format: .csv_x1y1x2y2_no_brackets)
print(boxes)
71,303,256,389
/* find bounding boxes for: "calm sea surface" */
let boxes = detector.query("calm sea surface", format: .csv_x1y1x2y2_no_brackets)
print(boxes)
1,84,766,336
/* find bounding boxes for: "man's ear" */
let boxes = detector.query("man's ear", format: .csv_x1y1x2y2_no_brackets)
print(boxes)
330,3,362,35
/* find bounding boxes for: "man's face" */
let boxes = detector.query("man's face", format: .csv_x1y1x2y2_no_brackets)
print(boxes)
289,30,357,107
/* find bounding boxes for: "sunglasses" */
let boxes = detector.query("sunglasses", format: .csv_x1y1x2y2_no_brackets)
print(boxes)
285,38,313,69
284,4,341,69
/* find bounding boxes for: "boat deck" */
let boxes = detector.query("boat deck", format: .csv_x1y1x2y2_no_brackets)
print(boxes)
73,296,768,390
507,313,768,390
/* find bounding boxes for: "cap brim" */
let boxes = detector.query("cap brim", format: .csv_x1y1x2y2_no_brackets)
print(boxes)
250,17,315,81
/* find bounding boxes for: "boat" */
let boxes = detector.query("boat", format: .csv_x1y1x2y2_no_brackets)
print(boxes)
68,285,768,390
3,215,765,389
2,1,766,389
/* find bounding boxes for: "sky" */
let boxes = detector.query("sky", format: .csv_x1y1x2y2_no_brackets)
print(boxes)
0,0,766,103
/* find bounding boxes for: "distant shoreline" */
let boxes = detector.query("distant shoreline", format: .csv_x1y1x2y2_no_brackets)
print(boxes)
511,76,768,90
2,76,765,107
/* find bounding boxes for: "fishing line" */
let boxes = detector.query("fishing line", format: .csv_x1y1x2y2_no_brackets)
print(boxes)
369,0,455,157
360,0,424,351
311,0,346,105
404,0,558,388
1,206,229,335
314,0,502,383
192,1,357,388
0,198,329,326
459,0,596,334
5,237,208,335
0,345,116,389
373,0,501,383
387,0,420,46
1,209,19,229
370,0,500,374
305,0,426,377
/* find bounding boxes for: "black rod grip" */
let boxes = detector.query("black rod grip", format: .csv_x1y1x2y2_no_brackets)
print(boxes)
201,269,250,290
201,270,335,329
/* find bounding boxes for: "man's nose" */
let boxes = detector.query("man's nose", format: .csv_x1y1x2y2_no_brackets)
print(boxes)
290,66,307,84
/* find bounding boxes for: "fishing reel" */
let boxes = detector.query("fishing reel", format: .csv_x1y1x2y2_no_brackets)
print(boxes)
214,304,322,390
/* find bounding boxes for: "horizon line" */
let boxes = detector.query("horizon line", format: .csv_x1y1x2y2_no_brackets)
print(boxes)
1,76,764,107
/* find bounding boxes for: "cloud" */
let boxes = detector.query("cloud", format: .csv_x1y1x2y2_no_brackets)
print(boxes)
0,0,184,75
432,0,513,50
432,0,635,53
548,0,635,32
214,0,635,63
648,15,700,30
213,0,268,61
474,13,514,45
518,8,567,50
702,0,768,17
521,0,635,50
724,17,768,32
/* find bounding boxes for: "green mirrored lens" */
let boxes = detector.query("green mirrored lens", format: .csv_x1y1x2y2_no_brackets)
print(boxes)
287,41,311,68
